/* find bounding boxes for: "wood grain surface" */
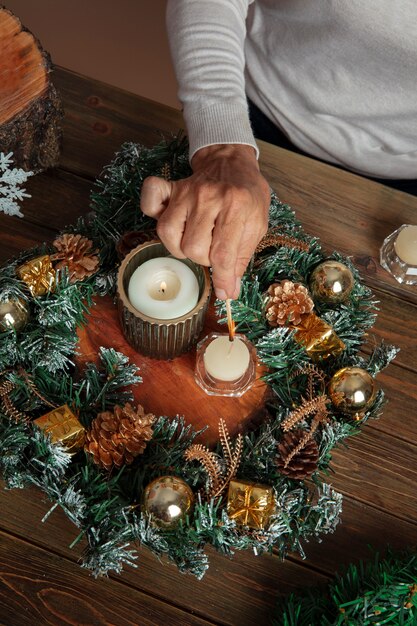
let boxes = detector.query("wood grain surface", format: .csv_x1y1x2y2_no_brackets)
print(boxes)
1,67,417,626
0,531,212,626
76,295,269,445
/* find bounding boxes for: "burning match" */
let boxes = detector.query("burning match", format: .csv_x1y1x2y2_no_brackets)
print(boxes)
226,299,235,342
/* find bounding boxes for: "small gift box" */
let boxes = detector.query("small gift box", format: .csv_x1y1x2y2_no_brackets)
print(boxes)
294,313,346,361
34,404,85,454
17,255,55,296
227,479,276,530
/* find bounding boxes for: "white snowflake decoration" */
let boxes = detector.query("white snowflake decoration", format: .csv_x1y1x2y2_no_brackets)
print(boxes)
0,152,33,217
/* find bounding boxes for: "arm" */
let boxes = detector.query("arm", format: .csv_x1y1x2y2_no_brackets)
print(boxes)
166,0,257,160
141,0,270,300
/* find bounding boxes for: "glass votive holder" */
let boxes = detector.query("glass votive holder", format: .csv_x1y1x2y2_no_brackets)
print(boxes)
195,332,257,397
117,240,211,360
380,224,417,285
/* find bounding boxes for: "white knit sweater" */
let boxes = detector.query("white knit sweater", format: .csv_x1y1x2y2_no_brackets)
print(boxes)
166,0,417,179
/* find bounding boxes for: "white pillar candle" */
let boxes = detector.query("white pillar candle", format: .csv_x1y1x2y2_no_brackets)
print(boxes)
394,225,417,265
204,336,250,382
128,257,199,319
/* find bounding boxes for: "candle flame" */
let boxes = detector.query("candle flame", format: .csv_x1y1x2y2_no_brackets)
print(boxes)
159,281,167,294
226,299,235,342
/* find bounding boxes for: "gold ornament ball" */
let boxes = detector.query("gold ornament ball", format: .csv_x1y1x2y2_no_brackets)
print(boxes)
309,260,354,304
143,475,194,528
0,298,29,332
328,367,377,414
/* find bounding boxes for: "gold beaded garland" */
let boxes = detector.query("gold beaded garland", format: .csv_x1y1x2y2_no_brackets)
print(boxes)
143,475,194,528
309,260,354,304
328,366,377,415
0,298,29,332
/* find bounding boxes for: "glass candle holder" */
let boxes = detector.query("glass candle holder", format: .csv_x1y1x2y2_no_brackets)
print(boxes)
380,224,417,285
195,332,257,397
117,240,211,359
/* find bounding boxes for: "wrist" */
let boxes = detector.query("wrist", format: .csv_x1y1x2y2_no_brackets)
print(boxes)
191,143,258,171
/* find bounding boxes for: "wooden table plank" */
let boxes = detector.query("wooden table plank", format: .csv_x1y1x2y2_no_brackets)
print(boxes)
329,427,417,523
16,168,92,232
370,289,417,372
0,169,91,266
0,484,329,626
0,215,55,263
291,496,417,574
0,531,213,626
373,366,417,443
53,67,184,180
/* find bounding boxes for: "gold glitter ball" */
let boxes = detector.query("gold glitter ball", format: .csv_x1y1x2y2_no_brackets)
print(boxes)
328,367,377,415
0,298,29,332
143,476,194,528
309,260,354,304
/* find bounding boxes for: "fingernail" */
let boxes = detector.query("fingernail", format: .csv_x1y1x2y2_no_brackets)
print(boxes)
215,288,227,300
234,277,241,297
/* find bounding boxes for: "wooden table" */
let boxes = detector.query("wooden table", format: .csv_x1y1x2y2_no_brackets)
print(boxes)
1,67,417,626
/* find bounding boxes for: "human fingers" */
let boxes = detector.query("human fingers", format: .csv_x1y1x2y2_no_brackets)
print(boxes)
156,200,188,259
232,230,263,299
234,217,268,282
140,176,172,219
210,211,245,299
180,206,216,266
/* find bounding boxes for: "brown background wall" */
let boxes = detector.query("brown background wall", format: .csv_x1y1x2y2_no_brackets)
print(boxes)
4,0,180,109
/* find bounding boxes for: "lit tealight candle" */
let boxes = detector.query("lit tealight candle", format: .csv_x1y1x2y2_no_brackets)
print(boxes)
204,335,250,382
128,257,199,319
394,225,417,265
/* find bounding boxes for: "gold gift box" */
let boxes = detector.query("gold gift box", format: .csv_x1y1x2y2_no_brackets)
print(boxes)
17,255,56,297
34,404,85,454
227,479,276,530
294,313,345,361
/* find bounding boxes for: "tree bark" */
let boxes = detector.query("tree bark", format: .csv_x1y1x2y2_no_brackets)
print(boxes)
0,6,63,172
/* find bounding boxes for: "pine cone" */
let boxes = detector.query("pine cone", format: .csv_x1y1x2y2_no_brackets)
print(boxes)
275,429,319,480
265,280,314,327
51,233,99,282
85,403,156,470
116,230,158,260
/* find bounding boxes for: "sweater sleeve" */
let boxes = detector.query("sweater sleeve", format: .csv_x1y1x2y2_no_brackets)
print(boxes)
166,0,258,161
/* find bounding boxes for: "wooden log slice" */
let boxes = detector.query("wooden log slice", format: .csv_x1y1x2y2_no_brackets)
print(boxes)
76,295,270,446
0,7,63,172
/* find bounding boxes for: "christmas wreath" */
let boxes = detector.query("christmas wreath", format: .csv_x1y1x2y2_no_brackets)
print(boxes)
275,549,417,625
0,137,398,579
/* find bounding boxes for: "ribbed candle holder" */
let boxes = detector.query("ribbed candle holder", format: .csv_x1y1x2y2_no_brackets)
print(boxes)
117,240,211,360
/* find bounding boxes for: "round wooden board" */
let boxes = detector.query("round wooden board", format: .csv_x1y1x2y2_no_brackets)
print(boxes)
76,295,269,445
